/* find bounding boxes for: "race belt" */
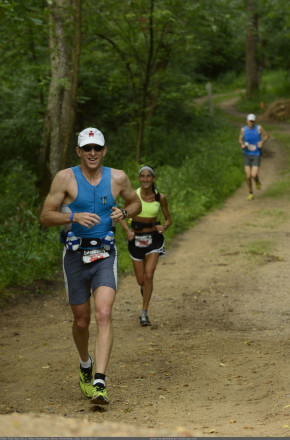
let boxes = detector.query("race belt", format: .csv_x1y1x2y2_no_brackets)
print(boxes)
80,237,102,248
131,220,160,231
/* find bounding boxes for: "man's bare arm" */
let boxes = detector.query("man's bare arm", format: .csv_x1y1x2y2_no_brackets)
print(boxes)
239,127,246,148
40,170,72,227
258,125,270,148
40,170,101,228
111,170,141,222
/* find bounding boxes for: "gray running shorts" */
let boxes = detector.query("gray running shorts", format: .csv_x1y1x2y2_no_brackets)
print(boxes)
243,154,261,167
62,246,118,305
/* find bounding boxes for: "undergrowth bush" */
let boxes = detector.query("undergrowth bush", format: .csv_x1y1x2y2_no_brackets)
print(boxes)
236,70,290,114
0,161,61,290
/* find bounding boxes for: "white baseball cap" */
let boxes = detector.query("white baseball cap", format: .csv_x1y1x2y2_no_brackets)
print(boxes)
247,113,256,121
78,127,105,147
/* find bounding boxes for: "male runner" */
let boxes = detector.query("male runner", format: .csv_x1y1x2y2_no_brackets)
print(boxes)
40,127,141,405
239,114,269,200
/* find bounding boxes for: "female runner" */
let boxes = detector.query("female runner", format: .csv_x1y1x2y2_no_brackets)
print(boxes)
121,165,172,326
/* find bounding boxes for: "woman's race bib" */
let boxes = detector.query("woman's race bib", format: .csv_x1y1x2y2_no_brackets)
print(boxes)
135,234,153,248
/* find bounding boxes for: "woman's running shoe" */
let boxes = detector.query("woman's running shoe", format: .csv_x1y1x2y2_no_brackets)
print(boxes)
139,311,151,326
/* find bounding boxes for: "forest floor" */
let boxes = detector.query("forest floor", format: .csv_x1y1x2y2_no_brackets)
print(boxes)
0,99,290,437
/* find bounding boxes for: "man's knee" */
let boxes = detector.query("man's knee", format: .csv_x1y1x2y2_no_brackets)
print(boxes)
95,306,112,325
74,314,90,330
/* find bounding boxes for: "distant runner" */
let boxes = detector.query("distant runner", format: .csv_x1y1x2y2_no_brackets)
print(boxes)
239,113,269,200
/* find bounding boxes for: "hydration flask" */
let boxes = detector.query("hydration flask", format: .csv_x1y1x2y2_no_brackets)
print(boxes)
103,231,115,251
66,231,81,251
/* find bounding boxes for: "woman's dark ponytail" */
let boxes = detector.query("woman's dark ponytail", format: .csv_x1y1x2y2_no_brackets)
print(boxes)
152,182,160,202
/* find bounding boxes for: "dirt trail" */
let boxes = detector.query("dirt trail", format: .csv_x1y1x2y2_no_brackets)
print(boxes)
0,102,290,437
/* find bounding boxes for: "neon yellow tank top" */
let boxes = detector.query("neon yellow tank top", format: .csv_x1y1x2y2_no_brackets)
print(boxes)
136,187,160,218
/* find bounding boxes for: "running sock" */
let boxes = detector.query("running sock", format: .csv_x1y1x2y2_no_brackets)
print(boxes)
80,357,92,369
93,372,106,387
141,309,148,315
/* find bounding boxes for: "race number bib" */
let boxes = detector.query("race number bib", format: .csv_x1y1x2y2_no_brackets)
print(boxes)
82,249,110,264
247,143,257,151
135,235,152,248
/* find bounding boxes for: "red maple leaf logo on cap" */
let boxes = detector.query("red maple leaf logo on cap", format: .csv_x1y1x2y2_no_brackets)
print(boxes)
89,130,94,137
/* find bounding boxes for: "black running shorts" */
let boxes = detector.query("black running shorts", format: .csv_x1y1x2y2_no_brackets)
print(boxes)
128,231,165,261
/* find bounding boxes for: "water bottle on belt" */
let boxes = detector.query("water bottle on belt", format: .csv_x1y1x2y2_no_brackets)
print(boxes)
66,231,81,251
103,231,115,251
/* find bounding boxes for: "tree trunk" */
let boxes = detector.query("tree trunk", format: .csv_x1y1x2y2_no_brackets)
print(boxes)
246,0,259,97
135,0,154,163
39,0,81,194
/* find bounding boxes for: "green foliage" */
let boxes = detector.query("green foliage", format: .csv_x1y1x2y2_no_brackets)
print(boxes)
1,0,290,173
0,1,48,171
236,70,290,114
213,72,246,94
0,161,61,290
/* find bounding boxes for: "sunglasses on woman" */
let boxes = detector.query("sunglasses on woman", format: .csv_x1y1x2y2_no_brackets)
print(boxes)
81,144,104,152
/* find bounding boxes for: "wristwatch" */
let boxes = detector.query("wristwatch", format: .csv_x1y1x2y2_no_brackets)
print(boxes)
121,209,128,219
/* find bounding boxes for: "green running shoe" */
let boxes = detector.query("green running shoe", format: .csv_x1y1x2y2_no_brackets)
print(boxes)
91,383,109,405
79,355,93,398
256,180,261,190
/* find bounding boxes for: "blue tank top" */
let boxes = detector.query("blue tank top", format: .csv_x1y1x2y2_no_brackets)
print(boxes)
243,125,261,156
62,166,116,238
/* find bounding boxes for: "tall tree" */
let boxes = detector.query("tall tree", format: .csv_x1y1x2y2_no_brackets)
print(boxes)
39,0,81,193
88,0,177,162
246,0,259,96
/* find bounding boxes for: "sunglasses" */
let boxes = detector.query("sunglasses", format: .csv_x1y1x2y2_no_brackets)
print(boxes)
81,144,104,152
